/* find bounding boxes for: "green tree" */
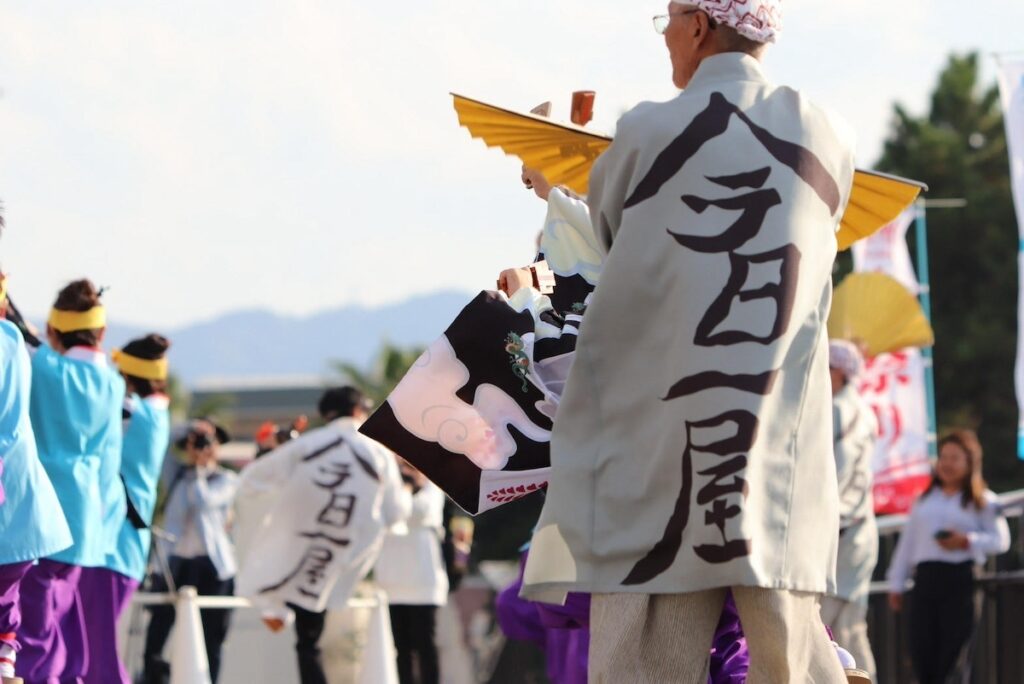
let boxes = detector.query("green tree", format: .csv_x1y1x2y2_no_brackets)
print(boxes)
875,53,1020,488
331,343,425,406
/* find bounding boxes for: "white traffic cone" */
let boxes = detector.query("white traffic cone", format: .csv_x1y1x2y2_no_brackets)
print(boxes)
170,586,212,684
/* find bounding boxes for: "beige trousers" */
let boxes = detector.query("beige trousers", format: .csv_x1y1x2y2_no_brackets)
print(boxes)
589,588,848,684
820,596,875,682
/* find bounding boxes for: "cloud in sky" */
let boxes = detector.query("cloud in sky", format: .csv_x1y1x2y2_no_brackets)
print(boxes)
1,0,1021,328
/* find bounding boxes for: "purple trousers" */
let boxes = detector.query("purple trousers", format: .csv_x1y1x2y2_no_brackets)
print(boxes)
496,553,751,684
78,567,138,684
495,555,589,684
0,562,33,646
17,559,87,684
0,561,33,665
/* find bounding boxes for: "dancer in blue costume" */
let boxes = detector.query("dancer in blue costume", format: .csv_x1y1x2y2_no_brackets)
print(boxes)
17,279,125,684
0,242,73,682
79,334,172,684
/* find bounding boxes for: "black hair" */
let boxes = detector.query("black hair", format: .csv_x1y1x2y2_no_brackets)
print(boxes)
318,386,369,420
121,333,171,397
174,418,231,450
52,278,103,349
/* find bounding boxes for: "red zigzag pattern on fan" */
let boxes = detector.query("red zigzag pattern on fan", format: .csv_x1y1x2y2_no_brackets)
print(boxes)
486,481,548,504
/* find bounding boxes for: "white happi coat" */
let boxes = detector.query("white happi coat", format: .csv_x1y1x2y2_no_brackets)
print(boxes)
235,418,411,614
832,383,879,606
523,53,856,599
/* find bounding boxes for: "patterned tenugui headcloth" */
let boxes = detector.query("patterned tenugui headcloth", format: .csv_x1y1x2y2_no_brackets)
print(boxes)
671,0,783,44
829,339,865,381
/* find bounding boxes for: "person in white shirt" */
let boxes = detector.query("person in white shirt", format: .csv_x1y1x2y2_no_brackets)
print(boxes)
886,429,1010,684
234,386,413,684
374,466,449,684
142,419,238,684
820,341,878,680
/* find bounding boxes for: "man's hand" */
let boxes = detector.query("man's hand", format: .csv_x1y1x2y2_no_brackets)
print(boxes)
521,166,552,201
937,530,971,551
888,592,903,612
498,268,533,296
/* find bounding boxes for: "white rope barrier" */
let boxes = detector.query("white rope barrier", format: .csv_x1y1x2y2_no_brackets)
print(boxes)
131,587,385,684
131,591,381,610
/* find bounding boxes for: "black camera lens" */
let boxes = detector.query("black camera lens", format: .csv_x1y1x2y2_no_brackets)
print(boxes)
191,433,211,450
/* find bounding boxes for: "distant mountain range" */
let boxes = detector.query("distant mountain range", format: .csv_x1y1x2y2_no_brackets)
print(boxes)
97,291,472,386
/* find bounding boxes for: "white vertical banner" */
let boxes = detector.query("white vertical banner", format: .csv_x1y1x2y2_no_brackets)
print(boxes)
997,57,1024,460
850,212,920,294
852,211,932,513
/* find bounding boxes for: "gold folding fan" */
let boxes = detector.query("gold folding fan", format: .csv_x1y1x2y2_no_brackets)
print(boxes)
828,272,934,357
452,94,612,195
839,171,926,251
452,94,927,251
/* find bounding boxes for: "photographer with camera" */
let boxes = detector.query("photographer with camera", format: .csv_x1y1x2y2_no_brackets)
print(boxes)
142,418,237,684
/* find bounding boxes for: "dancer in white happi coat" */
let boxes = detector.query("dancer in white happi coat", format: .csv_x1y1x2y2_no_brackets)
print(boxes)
521,2,856,681
821,341,878,680
235,386,412,684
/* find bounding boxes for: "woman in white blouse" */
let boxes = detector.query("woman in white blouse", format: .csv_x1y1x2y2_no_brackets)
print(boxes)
374,461,449,684
886,429,1010,684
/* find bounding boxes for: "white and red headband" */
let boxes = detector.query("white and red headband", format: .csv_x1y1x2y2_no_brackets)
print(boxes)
671,0,782,44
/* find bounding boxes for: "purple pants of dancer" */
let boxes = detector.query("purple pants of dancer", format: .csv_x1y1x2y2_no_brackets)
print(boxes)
78,567,138,684
17,559,87,684
0,561,34,671
496,555,589,684
496,553,750,684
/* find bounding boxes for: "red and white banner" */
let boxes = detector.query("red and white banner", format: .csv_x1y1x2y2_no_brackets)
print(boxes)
851,211,932,513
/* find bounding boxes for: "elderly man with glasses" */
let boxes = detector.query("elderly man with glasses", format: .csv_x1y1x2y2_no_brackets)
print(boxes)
521,2,856,682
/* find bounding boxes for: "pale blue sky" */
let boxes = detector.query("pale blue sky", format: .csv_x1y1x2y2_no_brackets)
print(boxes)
1,1,1022,328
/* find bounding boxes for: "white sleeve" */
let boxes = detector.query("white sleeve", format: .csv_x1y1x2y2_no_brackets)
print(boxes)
507,287,556,330
968,495,1011,556
238,439,305,496
886,508,919,593
378,448,412,527
832,402,856,520
191,469,239,509
587,116,642,253
407,483,445,529
547,187,593,236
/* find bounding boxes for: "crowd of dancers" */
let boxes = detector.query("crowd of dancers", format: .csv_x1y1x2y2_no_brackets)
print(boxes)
0,265,457,683
1,1,1019,684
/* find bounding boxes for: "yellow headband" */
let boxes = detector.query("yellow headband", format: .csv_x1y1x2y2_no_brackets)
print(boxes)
48,306,106,333
112,349,168,381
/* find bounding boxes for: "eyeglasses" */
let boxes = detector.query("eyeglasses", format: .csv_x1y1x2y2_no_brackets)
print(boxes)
652,8,717,35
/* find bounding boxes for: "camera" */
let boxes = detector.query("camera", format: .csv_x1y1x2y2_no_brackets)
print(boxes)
190,432,211,450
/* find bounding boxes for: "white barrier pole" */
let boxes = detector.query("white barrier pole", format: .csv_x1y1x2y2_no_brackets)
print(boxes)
170,587,211,684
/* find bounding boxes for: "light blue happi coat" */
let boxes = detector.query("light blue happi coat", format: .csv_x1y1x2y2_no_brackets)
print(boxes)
105,393,170,581
30,343,125,567
0,320,73,564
